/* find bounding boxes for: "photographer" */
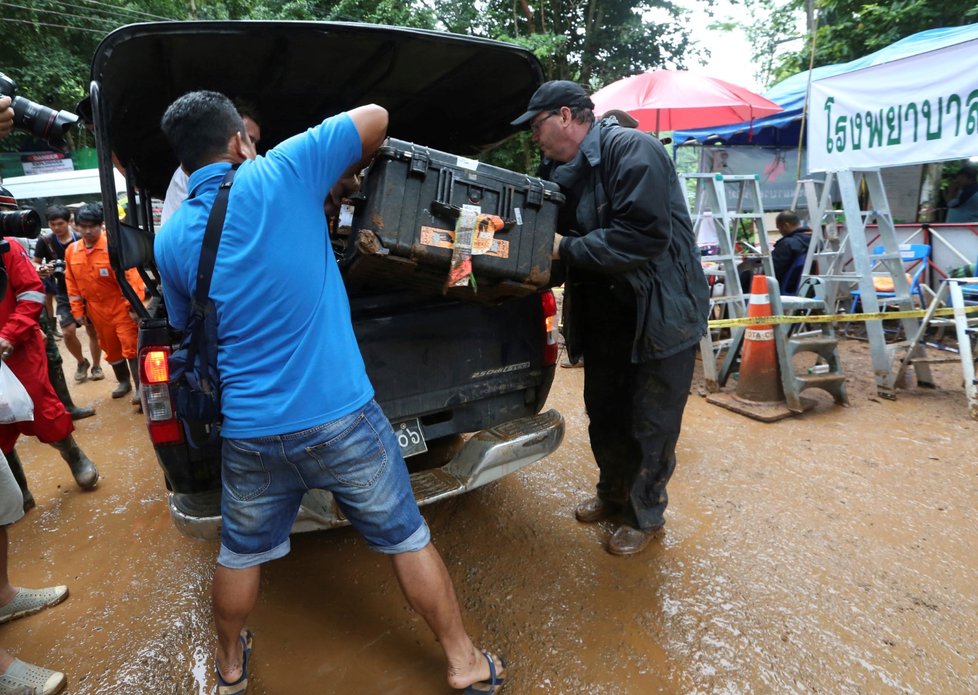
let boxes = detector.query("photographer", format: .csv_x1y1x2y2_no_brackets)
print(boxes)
35,206,104,385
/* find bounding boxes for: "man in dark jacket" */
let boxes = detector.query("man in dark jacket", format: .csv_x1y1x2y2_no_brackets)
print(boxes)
769,210,812,295
513,81,709,555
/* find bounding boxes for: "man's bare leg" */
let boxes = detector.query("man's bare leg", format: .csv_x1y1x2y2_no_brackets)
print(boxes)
61,323,85,365
391,542,503,690
85,323,102,370
212,564,259,683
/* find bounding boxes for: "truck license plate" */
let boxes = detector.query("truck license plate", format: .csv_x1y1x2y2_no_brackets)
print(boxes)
393,418,428,458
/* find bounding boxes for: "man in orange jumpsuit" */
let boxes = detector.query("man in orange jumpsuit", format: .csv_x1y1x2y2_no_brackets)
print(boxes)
0,187,99,512
64,204,143,406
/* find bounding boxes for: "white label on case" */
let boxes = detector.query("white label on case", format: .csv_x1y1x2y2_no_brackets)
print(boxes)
456,156,479,171
514,208,523,226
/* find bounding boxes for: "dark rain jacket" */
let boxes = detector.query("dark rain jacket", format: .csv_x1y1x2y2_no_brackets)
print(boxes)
553,120,710,362
771,227,812,292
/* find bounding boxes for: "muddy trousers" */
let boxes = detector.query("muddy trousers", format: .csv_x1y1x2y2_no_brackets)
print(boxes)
581,309,696,531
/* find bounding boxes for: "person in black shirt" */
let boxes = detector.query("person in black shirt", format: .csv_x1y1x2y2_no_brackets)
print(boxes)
34,206,103,383
769,210,812,295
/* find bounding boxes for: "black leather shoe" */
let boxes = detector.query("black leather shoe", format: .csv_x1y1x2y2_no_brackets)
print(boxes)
574,496,618,523
607,523,664,556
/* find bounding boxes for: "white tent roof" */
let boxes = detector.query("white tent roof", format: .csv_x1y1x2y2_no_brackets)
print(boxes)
2,168,125,200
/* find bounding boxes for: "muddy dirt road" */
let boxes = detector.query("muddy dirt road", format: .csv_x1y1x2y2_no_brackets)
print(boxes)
6,339,978,693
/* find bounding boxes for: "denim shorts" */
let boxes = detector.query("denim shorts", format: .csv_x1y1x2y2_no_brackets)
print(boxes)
217,399,430,569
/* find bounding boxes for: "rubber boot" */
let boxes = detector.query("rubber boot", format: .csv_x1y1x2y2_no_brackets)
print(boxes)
110,359,132,399
3,448,34,512
48,351,96,421
127,357,142,410
50,435,99,490
41,308,95,420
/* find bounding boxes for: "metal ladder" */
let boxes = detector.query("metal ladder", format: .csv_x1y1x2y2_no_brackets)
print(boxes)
894,278,978,419
681,173,775,390
792,168,932,398
791,177,846,310
772,276,850,411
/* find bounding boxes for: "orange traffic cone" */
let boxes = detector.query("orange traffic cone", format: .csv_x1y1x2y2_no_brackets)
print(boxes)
735,274,783,403
707,274,807,422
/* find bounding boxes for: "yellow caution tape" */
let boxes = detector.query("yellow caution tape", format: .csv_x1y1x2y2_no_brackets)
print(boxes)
708,304,978,329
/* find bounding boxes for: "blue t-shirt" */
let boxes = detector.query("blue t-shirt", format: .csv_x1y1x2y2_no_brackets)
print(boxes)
155,113,373,438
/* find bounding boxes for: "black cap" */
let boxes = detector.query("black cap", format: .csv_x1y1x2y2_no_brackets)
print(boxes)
511,80,595,127
74,203,103,225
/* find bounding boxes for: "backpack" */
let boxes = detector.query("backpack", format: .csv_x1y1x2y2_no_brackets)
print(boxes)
168,166,236,448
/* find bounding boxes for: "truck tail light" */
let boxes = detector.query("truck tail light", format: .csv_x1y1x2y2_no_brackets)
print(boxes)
139,347,183,444
540,289,559,366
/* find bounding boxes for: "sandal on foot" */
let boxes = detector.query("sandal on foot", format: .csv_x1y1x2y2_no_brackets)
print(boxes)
0,658,66,695
216,629,253,695
463,650,506,694
0,585,69,624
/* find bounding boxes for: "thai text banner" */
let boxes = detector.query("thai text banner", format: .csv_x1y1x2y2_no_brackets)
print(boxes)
807,38,978,172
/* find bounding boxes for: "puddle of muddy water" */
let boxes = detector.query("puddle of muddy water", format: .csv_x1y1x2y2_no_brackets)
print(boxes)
4,339,978,693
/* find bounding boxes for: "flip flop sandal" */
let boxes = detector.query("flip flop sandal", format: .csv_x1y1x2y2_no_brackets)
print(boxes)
0,658,66,695
463,650,506,694
216,628,253,695
0,585,69,624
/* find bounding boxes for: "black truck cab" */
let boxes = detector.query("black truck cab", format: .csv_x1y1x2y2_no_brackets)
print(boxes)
87,20,564,538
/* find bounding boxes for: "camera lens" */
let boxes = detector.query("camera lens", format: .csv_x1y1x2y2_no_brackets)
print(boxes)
0,209,42,238
11,96,79,151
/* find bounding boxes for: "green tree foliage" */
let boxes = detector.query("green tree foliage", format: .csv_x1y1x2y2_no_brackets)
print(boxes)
741,0,978,88
424,0,707,172
1,0,704,174
249,0,435,26
426,0,703,88
0,1,194,153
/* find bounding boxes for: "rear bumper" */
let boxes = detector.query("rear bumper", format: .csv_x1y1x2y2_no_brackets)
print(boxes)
169,408,565,541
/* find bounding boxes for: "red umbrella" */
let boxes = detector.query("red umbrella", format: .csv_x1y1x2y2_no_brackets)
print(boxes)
590,69,783,134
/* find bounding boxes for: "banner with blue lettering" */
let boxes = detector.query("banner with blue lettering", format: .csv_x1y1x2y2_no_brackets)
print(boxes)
808,38,978,172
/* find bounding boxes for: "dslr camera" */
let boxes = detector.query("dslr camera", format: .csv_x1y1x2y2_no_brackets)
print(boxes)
0,185,42,257
0,71,79,150
47,259,66,276
0,207,41,240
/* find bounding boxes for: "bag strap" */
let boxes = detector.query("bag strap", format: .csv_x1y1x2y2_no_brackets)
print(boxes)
191,166,237,317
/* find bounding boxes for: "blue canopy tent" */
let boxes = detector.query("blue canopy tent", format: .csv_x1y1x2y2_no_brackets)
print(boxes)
674,22,978,147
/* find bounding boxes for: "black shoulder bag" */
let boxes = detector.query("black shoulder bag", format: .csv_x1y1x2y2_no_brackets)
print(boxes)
168,166,236,448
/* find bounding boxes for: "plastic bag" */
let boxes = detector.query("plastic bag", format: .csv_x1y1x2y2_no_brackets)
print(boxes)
0,361,34,424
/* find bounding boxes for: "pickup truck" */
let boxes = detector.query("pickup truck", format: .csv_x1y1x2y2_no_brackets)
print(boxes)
86,20,565,539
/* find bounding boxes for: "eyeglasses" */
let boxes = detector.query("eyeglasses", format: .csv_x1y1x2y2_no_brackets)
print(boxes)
530,111,559,135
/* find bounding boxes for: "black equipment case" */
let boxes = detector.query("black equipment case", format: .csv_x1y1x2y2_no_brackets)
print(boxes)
343,138,565,301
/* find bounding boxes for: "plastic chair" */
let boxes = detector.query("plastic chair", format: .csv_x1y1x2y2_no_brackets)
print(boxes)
849,243,930,312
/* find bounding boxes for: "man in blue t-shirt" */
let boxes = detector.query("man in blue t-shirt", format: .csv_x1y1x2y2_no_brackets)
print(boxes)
157,91,504,695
